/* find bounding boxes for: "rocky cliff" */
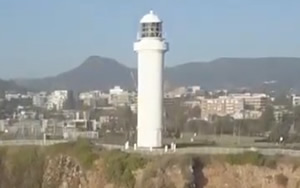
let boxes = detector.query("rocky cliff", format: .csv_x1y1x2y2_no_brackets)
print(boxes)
39,154,300,188
0,141,299,188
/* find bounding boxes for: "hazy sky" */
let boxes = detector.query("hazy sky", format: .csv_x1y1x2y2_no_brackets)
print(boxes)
1,0,300,79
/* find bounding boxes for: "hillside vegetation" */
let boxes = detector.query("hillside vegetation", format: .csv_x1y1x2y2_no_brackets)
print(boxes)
0,140,299,188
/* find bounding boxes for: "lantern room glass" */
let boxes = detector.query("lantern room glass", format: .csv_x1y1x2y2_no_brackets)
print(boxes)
141,22,162,38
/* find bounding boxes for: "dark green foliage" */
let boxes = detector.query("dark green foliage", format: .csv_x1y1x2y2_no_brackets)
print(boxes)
260,105,275,131
186,120,213,134
213,116,234,135
294,106,300,133
189,106,201,118
0,140,99,188
47,138,98,169
225,152,277,168
226,152,264,166
103,150,147,188
273,93,292,108
0,146,45,188
165,99,188,138
115,106,136,142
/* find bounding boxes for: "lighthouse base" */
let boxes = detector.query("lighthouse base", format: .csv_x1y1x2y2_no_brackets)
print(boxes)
137,128,162,148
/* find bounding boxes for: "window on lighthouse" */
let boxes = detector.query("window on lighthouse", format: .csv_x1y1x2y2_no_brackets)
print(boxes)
141,22,162,38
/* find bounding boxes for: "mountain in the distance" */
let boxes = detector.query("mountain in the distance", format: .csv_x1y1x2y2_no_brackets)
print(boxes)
15,56,300,92
165,57,300,91
16,56,135,92
0,79,26,95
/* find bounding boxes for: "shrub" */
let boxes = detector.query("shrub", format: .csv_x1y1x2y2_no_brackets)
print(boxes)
225,152,278,169
141,155,195,188
4,146,45,188
226,152,265,166
275,173,288,187
103,150,147,188
47,138,98,169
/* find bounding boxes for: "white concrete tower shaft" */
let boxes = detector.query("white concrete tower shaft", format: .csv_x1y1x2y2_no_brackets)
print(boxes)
134,10,169,148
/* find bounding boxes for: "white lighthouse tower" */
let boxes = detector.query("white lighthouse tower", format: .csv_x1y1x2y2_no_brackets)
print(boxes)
134,10,169,148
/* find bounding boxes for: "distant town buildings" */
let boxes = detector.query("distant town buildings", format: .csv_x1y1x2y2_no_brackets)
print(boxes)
108,86,135,106
232,110,262,120
0,82,292,143
273,105,291,123
46,90,69,110
165,85,201,98
292,94,300,107
33,92,48,108
5,92,32,101
199,93,270,120
201,96,244,120
79,90,109,107
230,93,269,111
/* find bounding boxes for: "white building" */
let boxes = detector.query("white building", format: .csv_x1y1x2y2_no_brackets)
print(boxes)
200,93,268,120
79,90,105,100
292,95,300,107
107,86,135,106
46,90,69,110
186,86,201,95
33,92,48,108
5,92,32,101
134,11,168,148
201,96,245,120
108,91,133,106
109,86,124,95
228,93,269,110
232,110,262,120
79,90,109,107
165,85,201,98
165,87,187,98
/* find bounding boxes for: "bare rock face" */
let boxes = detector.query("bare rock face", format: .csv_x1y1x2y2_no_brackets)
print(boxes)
135,163,193,188
202,163,300,188
42,155,114,188
42,155,87,188
40,154,300,188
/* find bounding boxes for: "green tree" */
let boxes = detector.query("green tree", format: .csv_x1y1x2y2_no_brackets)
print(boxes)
273,93,292,109
259,105,275,132
164,100,188,138
269,124,290,142
293,106,300,133
189,106,201,118
269,112,292,142
241,119,263,136
186,119,212,134
116,106,136,142
213,116,234,135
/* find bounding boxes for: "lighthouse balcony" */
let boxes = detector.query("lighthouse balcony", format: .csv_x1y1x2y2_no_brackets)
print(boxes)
134,39,169,52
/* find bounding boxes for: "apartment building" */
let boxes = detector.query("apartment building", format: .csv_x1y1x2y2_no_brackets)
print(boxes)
108,86,135,106
201,96,244,120
46,90,69,110
79,90,109,107
32,92,48,108
292,95,300,107
229,93,269,110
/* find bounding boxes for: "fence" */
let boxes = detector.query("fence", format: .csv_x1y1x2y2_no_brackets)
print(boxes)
2,140,300,158
0,139,69,146
101,144,300,157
